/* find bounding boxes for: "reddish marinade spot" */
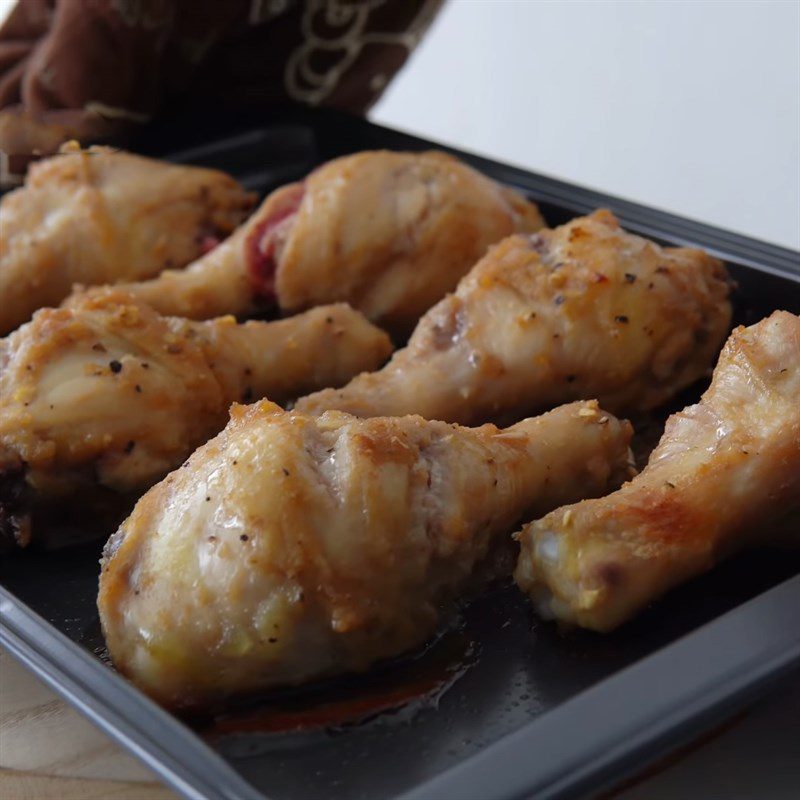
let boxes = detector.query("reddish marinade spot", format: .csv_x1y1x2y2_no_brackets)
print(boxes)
199,235,222,255
246,183,305,302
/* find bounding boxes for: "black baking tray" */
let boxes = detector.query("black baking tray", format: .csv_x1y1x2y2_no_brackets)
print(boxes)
1,106,799,800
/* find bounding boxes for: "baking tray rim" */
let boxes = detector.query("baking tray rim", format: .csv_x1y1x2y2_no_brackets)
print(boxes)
3,575,800,800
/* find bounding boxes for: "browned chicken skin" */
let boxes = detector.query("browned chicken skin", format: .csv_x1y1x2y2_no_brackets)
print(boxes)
98,399,633,707
0,144,254,334
102,182,304,322
98,150,544,334
0,291,391,548
514,311,800,631
297,210,733,423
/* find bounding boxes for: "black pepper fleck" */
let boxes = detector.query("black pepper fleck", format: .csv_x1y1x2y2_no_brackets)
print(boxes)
615,315,629,324
135,384,142,393
624,273,637,283
242,386,253,402
109,360,122,373
282,468,290,476
554,295,565,306
240,534,249,541
665,481,676,489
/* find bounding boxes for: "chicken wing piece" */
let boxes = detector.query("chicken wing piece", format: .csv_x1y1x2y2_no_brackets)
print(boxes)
514,311,800,632
297,210,732,423
101,150,544,334
0,143,254,335
0,291,391,548
98,400,633,707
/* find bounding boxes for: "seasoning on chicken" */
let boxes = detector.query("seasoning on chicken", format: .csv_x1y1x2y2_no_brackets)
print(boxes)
0,144,254,334
514,311,800,631
0,291,391,549
101,150,545,335
98,399,633,707
297,210,732,423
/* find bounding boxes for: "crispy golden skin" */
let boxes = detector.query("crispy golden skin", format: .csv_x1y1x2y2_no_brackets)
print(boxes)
98,400,633,707
0,144,254,334
105,183,305,321
297,210,733,423
104,150,544,334
514,311,800,632
0,291,391,547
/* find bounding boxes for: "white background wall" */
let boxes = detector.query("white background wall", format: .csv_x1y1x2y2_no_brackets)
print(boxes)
372,0,800,249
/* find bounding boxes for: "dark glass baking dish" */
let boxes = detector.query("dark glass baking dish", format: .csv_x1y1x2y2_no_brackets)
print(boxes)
1,106,799,800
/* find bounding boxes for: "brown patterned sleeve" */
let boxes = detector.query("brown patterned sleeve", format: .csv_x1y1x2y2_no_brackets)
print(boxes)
0,0,443,184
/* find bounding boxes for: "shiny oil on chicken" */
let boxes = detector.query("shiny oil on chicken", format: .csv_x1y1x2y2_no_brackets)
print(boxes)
298,210,733,422
0,290,391,548
515,311,800,631
98,399,633,707
98,150,545,334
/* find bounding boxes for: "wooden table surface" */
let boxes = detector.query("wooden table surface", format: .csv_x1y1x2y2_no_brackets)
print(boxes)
0,648,175,800
2,645,798,800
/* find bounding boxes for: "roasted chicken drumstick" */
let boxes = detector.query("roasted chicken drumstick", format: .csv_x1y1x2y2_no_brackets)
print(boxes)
0,144,254,334
98,400,633,707
0,291,391,548
297,210,732,423
514,311,800,631
100,150,544,334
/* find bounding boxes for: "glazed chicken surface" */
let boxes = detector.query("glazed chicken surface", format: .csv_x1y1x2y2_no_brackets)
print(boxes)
0,291,391,548
0,144,254,334
99,150,544,334
297,210,732,423
514,311,800,632
98,399,634,706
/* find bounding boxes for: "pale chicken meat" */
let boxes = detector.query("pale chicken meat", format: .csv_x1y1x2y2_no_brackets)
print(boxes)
0,291,391,548
297,210,733,423
0,144,254,335
101,150,545,334
514,311,800,632
98,400,633,707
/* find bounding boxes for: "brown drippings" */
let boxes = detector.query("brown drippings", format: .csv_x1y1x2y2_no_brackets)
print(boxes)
196,630,475,737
